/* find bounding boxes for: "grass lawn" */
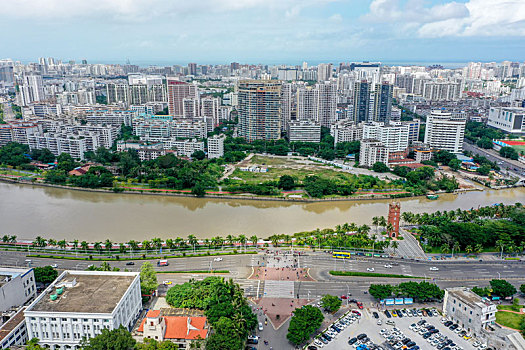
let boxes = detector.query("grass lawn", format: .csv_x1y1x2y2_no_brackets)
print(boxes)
495,311,524,330
497,304,524,312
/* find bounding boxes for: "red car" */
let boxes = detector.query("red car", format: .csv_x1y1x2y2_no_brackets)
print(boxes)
356,302,364,309
351,310,361,316
341,295,348,299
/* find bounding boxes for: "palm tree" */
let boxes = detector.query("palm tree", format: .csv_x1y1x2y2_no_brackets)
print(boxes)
34,236,46,247
391,240,399,253
372,216,380,235
57,240,67,250
81,241,89,253
119,243,126,254
378,216,387,230
48,239,57,247
165,239,175,250
474,243,483,256
152,238,163,253
270,235,280,247
496,239,506,259
104,239,112,252
187,235,198,253
1,235,9,243
441,243,450,254
465,245,473,255
128,240,139,254
452,241,460,258
72,239,79,251
226,235,235,248
9,235,16,243
142,240,151,251
386,222,394,236
93,242,102,254
250,235,258,250
238,234,247,252
203,238,210,250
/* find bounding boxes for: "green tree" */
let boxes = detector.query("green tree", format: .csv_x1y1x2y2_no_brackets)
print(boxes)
286,305,324,345
490,279,517,298
448,158,461,171
191,150,206,160
369,284,393,299
33,266,58,284
81,326,136,350
278,175,296,190
372,162,389,173
321,294,342,313
26,338,46,350
520,284,525,295
140,262,158,295
191,182,206,197
500,146,519,160
205,317,242,350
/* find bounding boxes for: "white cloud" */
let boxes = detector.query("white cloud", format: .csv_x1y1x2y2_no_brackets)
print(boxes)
363,0,525,38
0,0,339,22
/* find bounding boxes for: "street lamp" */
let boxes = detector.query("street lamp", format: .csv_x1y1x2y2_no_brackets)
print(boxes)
497,272,501,279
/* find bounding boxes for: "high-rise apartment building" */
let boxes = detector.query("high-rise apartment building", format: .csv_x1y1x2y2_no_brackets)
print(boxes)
317,63,332,82
353,80,371,122
424,110,466,154
18,75,45,106
359,139,389,167
106,83,130,105
238,80,281,142
167,79,198,117
207,134,226,159
188,63,197,76
371,83,393,122
362,122,409,153
296,82,336,127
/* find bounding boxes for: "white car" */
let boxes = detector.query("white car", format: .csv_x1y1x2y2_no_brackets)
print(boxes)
258,322,263,331
366,268,375,272
429,267,439,271
384,264,393,268
213,257,223,262
377,319,382,325
51,263,58,268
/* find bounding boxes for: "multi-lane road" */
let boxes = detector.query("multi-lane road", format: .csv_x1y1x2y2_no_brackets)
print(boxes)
463,141,525,176
2,250,524,301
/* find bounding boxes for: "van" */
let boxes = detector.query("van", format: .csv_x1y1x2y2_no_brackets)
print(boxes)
157,259,169,267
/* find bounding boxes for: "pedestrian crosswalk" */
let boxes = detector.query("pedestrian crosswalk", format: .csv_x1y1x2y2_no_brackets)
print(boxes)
263,280,294,298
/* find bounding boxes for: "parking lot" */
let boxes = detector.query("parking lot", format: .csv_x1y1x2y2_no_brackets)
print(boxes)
310,307,479,350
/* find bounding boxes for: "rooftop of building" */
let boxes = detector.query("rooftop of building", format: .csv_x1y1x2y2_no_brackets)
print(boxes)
0,308,26,343
447,287,494,309
137,312,208,340
28,271,137,314
0,268,32,287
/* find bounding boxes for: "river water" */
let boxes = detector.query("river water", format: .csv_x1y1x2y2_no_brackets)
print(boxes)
0,182,523,242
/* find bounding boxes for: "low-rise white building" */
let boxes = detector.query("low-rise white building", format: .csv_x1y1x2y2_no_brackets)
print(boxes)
0,307,28,349
359,139,389,167
0,268,37,312
24,271,142,350
443,287,525,350
487,107,525,134
331,120,363,145
207,134,225,159
287,120,321,143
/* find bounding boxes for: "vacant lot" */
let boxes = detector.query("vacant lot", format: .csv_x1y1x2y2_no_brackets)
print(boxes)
495,310,524,330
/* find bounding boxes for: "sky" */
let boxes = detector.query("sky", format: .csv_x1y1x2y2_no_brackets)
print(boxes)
1,0,524,65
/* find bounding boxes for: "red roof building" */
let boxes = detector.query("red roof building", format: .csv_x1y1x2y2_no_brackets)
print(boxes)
137,310,208,348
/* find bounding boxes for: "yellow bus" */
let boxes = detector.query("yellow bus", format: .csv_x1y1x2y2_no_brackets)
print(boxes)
332,251,351,259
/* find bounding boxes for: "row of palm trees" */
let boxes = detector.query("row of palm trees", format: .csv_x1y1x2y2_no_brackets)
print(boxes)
28,234,261,255
400,203,522,226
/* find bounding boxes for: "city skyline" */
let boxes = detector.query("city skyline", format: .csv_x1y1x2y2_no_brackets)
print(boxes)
1,0,525,64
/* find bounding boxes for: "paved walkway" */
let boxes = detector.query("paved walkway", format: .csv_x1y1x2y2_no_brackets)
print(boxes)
263,280,295,298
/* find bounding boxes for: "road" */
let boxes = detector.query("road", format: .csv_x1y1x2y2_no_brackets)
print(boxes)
3,249,524,349
463,141,525,176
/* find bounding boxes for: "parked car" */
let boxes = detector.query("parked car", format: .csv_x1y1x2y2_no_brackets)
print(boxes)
126,261,135,265
373,312,379,319
348,337,358,345
258,322,263,331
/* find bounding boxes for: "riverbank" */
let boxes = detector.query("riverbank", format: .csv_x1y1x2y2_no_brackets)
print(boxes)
0,175,482,203
1,180,523,240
